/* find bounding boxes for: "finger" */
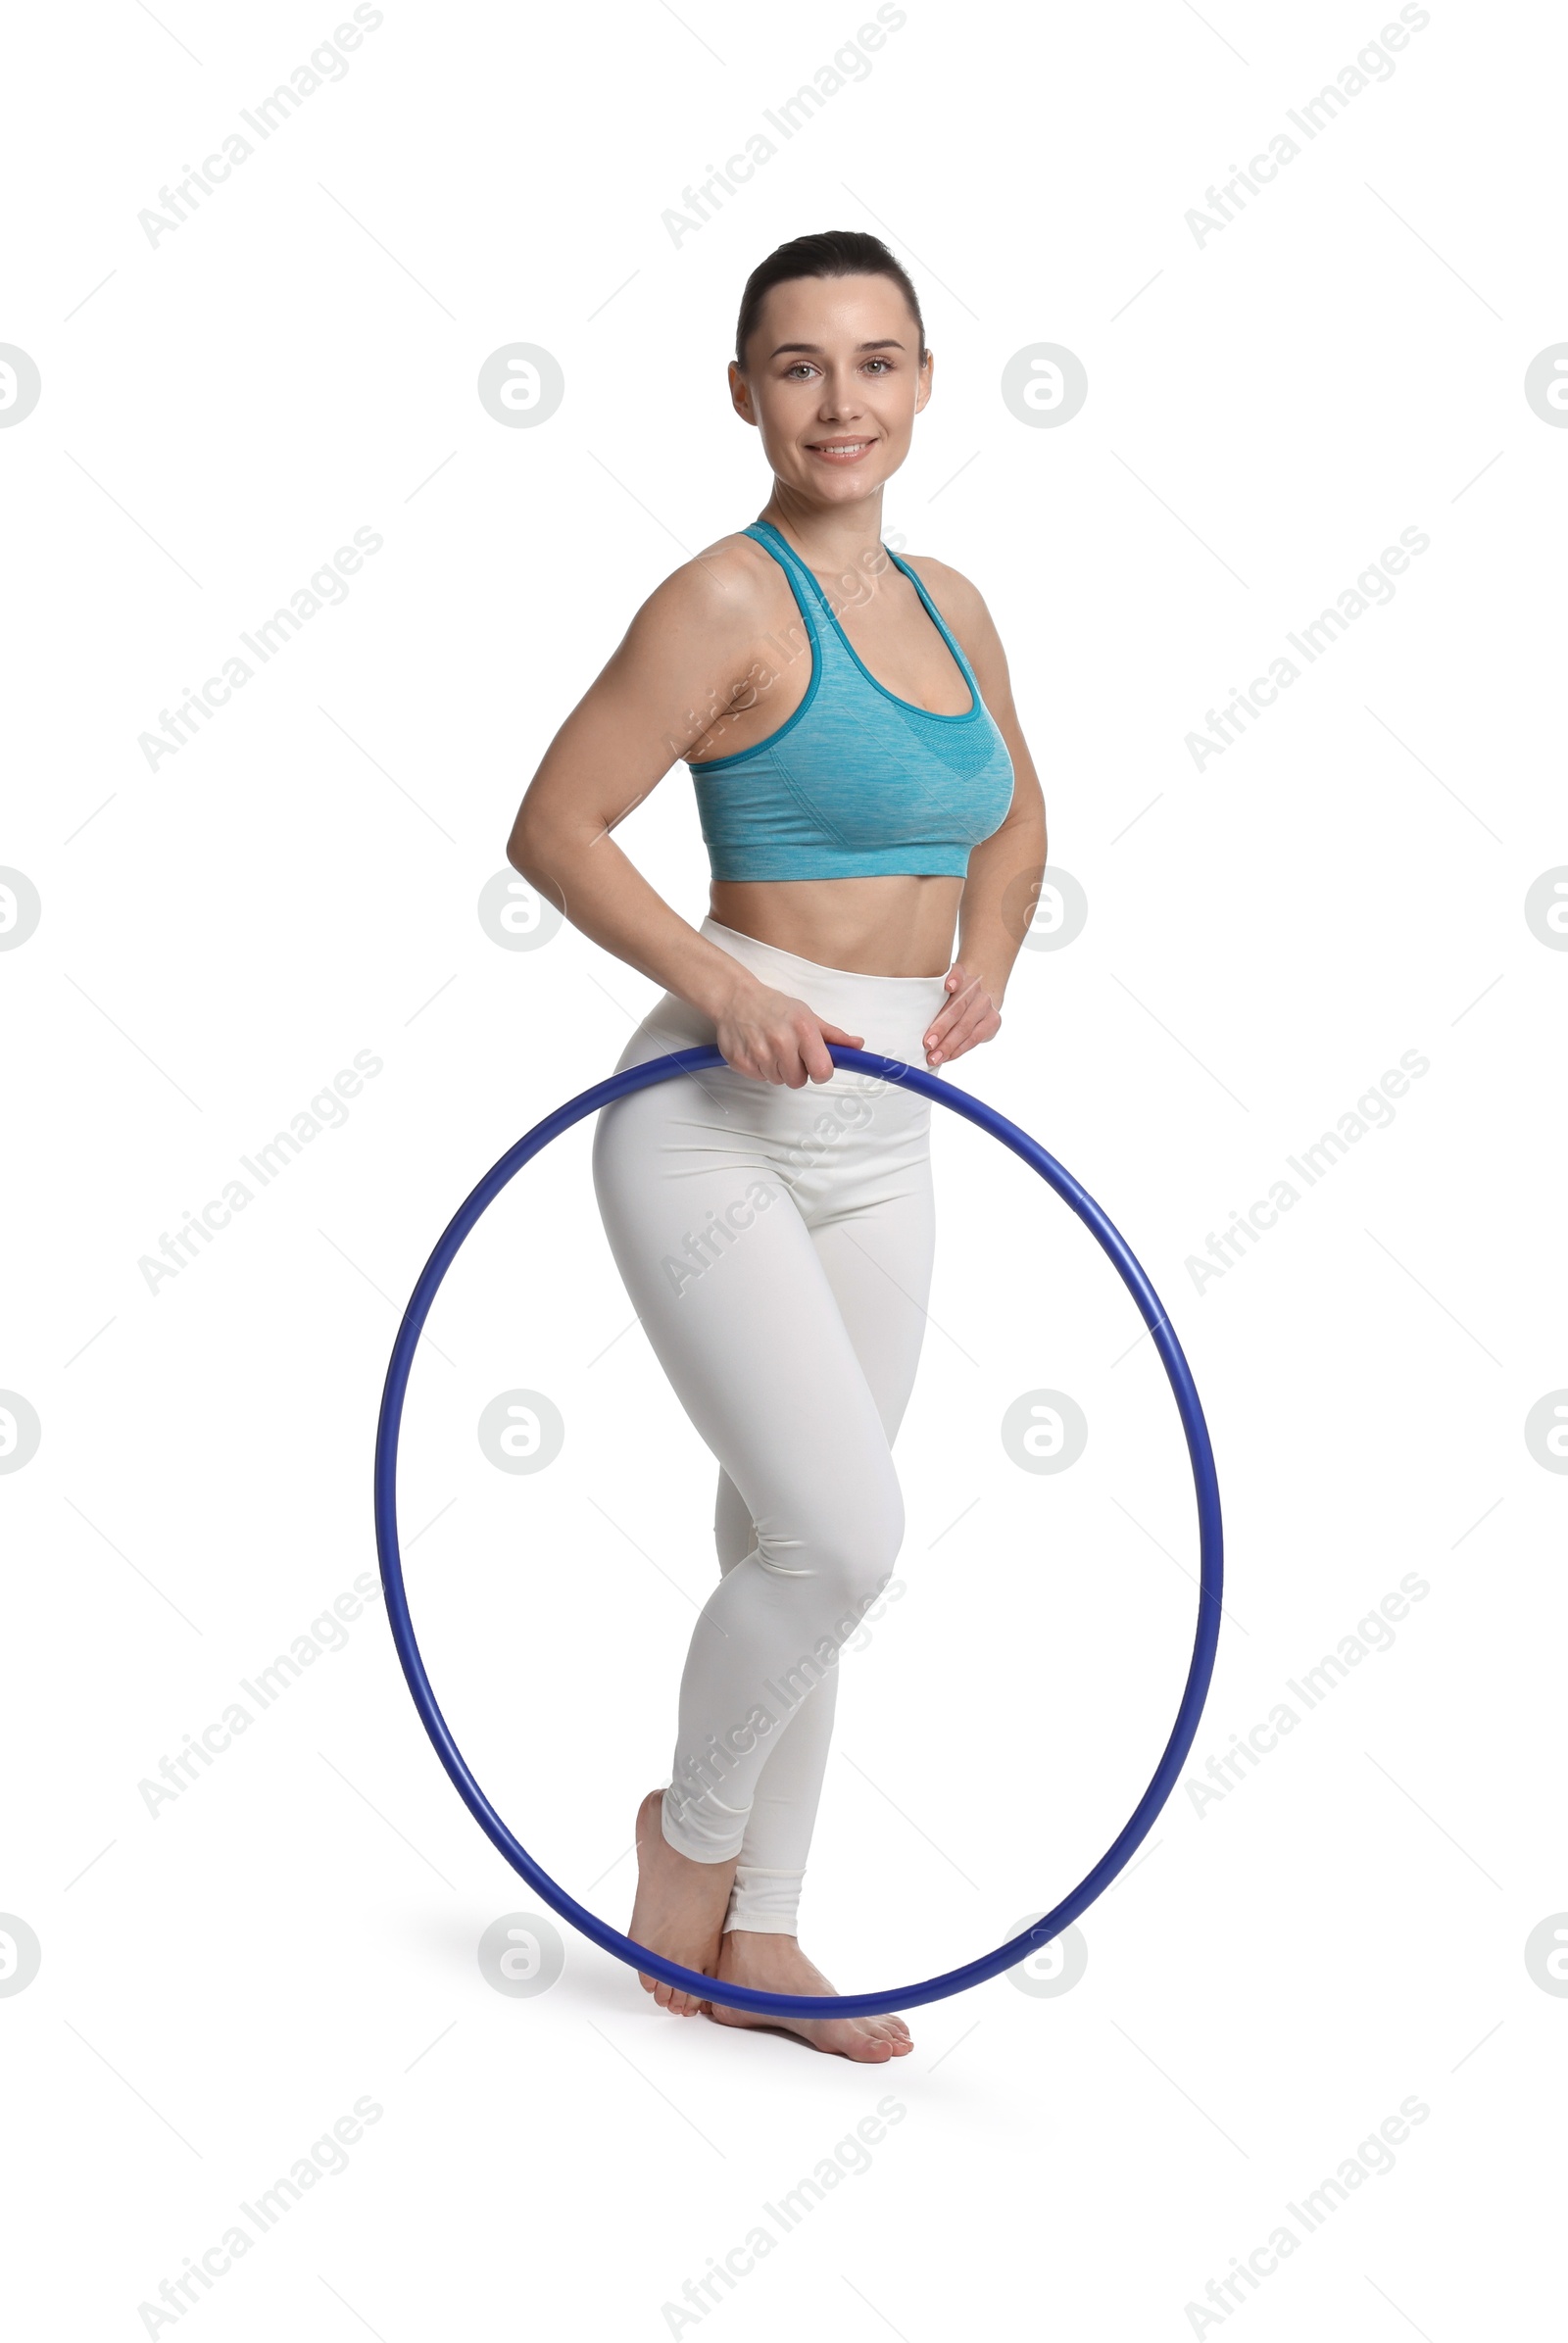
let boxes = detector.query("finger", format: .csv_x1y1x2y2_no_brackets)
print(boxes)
923,1007,998,1063
923,1000,971,1055
923,968,978,1049
803,1014,869,1083
798,1023,839,1085
929,1004,1000,1064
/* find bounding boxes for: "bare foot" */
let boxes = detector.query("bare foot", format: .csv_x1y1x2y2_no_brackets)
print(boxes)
629,1788,737,2016
704,1930,914,2062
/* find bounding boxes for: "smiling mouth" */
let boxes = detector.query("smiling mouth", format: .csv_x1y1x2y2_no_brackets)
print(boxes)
806,437,876,460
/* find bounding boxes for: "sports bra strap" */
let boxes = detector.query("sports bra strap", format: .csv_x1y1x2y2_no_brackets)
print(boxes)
744,518,832,612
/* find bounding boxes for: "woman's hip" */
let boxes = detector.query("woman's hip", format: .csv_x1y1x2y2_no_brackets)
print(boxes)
694,917,951,1072
601,917,949,1124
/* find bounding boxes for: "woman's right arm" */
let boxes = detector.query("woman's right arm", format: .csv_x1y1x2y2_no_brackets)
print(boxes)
504,545,862,1087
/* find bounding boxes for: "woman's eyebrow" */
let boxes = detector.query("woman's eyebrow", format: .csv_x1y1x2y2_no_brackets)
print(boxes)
767,338,906,357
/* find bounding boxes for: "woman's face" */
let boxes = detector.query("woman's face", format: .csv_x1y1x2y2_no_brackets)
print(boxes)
731,271,931,507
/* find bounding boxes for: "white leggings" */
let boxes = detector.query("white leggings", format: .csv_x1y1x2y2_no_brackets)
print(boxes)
591,918,951,1934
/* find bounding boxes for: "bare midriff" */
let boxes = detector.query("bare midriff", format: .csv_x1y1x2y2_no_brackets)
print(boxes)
709,873,965,979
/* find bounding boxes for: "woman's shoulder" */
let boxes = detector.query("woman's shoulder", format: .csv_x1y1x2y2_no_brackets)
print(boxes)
626,528,780,646
893,548,987,620
893,549,1003,668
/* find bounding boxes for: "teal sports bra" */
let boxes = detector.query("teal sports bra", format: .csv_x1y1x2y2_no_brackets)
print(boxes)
688,519,1015,882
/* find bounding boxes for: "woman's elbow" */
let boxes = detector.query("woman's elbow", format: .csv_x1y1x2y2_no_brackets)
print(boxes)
506,807,589,918
508,832,559,901
506,801,554,884
505,815,535,879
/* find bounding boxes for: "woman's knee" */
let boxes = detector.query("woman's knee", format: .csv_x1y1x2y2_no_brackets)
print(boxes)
758,1476,906,1619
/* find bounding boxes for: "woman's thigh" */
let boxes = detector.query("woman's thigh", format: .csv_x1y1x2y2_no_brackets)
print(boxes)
710,1119,934,1558
804,1143,935,1447
596,1133,891,1570
591,1007,925,1586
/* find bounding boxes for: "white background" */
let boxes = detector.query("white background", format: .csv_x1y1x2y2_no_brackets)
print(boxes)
3,0,1563,2334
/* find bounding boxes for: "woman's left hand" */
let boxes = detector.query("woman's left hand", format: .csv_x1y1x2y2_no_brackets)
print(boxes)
922,961,1004,1067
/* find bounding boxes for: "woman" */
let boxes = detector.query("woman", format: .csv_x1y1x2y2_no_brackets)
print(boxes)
507,229,1047,2062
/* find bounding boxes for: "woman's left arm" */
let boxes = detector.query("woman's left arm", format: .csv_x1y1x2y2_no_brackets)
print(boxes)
909,559,1049,1069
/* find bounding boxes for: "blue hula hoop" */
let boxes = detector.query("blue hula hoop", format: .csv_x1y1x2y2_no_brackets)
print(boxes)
374,1046,1223,2021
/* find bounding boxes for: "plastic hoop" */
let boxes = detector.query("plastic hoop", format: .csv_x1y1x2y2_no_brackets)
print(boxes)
374,1046,1223,2020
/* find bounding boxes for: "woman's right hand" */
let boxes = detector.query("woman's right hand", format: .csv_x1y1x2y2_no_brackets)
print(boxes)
714,981,864,1087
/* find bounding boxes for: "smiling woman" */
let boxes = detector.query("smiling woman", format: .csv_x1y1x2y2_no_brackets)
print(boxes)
506,227,1048,2064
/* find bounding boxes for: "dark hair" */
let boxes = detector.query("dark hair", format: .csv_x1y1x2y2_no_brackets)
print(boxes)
734,230,926,371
